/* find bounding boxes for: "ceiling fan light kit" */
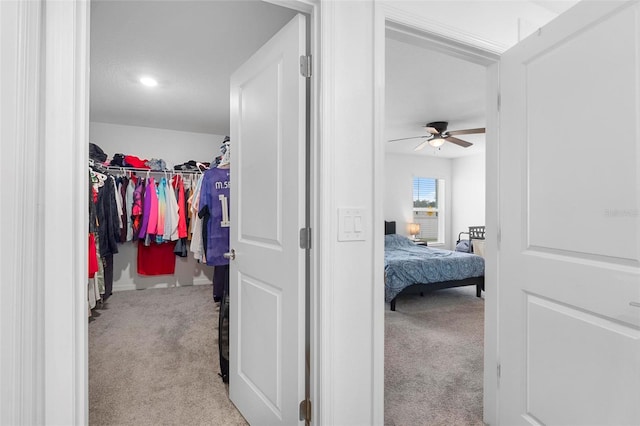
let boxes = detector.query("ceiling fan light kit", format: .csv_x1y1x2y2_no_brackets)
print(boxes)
428,137,446,147
388,120,485,151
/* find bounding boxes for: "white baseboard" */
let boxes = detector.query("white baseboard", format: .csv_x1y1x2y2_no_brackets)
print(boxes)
112,278,212,292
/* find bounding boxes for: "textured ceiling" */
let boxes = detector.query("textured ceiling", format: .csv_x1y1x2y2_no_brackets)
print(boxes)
90,0,296,135
90,0,578,158
385,37,488,159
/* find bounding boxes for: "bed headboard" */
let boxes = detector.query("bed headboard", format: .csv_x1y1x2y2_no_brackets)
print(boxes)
384,221,396,235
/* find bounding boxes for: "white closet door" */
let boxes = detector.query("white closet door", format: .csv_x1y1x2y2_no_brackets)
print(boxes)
228,14,306,425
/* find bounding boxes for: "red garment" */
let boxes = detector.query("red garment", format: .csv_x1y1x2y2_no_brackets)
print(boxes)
137,240,177,276
124,155,150,169
173,175,188,238
88,234,98,278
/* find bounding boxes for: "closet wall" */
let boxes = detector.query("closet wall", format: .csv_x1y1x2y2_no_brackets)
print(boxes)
90,121,225,291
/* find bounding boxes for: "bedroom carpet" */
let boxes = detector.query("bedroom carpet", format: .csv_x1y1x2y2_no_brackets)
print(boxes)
385,286,485,426
89,285,247,426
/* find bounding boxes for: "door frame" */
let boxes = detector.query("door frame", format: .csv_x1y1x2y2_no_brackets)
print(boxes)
372,3,500,425
41,0,319,424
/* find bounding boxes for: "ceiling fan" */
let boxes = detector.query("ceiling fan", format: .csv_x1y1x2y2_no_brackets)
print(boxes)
388,121,485,151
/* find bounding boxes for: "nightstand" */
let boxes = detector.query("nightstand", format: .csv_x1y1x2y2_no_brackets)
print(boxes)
412,240,427,246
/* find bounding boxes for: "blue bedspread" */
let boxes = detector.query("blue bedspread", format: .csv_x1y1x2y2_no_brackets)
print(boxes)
384,234,484,302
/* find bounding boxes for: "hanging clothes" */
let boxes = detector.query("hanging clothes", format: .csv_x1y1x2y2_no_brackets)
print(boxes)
166,177,180,241
96,173,120,258
125,175,135,241
198,167,231,267
89,233,98,278
89,165,120,304
118,176,129,242
173,175,188,239
188,174,206,262
171,175,189,257
131,177,145,239
155,177,167,243
113,176,124,231
201,138,232,301
140,177,157,241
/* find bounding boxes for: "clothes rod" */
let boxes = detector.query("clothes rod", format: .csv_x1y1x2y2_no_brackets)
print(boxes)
91,165,208,174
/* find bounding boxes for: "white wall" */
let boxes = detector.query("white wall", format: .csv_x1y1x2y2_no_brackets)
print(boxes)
384,153,453,248
90,121,225,169
89,122,225,291
1,2,46,423
318,2,380,423
451,153,486,244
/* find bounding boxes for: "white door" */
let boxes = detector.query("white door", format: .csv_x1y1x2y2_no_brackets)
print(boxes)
228,14,306,425
498,1,640,424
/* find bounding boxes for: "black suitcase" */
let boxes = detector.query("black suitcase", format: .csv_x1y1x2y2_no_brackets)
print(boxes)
218,275,230,383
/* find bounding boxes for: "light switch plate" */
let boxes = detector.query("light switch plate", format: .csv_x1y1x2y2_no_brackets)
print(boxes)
338,208,366,241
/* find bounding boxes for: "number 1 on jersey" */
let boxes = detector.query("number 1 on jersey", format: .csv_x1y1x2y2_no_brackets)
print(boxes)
219,194,230,228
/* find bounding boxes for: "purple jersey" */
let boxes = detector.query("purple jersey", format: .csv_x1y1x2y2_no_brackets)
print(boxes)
199,167,231,266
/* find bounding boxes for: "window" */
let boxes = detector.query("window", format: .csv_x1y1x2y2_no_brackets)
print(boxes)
413,177,445,244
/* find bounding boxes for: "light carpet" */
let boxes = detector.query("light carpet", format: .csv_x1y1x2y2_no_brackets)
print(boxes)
385,286,485,426
89,285,247,426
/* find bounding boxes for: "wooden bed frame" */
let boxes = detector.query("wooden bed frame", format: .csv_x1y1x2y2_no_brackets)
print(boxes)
384,221,485,311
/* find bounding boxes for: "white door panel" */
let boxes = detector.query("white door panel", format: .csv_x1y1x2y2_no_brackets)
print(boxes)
498,1,640,424
524,3,639,261
229,14,306,425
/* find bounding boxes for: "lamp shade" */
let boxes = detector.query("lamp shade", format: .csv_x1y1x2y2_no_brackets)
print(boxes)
408,223,420,236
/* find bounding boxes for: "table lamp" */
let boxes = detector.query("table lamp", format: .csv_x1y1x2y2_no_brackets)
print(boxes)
408,223,420,240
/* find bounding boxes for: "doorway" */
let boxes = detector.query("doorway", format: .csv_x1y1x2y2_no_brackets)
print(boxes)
375,15,499,425
90,2,312,422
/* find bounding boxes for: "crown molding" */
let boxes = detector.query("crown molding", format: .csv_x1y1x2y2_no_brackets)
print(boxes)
382,3,509,57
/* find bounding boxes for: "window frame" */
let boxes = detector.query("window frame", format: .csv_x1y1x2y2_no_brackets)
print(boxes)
412,176,445,246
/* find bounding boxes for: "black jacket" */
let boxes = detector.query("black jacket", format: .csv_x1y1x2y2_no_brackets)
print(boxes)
96,176,120,257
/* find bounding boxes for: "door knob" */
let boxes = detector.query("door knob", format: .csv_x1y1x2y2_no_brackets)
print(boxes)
223,249,236,260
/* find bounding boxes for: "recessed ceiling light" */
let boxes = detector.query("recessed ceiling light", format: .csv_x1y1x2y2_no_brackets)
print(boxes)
139,76,158,87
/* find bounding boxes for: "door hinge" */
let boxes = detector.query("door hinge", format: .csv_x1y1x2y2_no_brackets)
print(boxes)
299,399,312,422
497,363,501,380
299,227,312,250
300,55,312,78
497,93,501,112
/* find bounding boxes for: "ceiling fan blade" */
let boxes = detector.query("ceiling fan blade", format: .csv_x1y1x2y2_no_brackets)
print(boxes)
446,136,473,148
447,127,485,136
388,135,429,142
423,126,438,134
414,140,430,151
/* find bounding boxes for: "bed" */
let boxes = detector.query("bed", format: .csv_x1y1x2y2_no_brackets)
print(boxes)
384,221,485,311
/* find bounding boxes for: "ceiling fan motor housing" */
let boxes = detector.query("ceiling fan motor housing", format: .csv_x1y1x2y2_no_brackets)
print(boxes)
426,121,448,134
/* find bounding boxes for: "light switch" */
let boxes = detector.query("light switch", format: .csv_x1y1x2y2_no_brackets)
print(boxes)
338,208,366,241
344,216,354,232
354,216,362,232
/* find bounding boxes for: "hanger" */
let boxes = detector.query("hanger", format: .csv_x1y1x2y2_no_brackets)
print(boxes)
196,162,209,173
90,169,108,187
